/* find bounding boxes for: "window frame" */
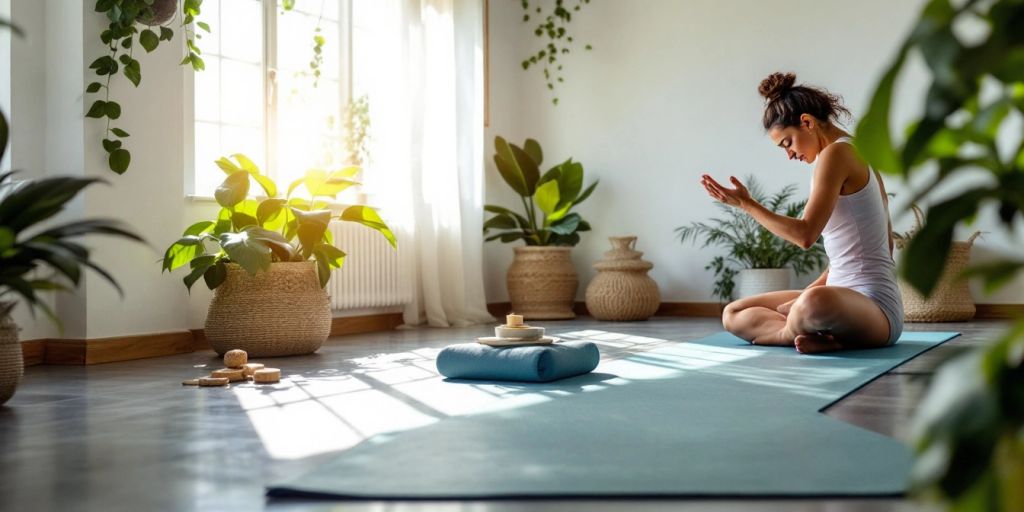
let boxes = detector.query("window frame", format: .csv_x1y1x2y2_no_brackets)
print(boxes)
184,0,354,199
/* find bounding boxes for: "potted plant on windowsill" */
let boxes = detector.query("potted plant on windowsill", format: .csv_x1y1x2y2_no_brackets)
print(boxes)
0,109,144,405
676,177,827,301
162,154,395,357
483,137,598,319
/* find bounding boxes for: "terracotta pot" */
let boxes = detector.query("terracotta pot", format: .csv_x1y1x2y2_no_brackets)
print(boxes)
585,236,660,321
0,302,23,406
204,262,331,357
507,246,578,320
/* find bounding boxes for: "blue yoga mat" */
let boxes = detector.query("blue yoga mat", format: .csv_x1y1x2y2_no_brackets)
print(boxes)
268,331,959,499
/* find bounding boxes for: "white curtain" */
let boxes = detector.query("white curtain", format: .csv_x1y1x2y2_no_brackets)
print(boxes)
368,0,494,327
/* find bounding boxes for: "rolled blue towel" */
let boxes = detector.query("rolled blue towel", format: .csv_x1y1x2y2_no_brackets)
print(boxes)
436,340,600,383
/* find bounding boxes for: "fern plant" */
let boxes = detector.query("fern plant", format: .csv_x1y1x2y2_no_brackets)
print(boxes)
676,176,827,302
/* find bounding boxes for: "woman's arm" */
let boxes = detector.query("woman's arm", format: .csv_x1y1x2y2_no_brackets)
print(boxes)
701,143,852,249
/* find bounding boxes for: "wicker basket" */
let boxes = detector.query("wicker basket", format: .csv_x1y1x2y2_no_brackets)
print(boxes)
586,236,660,321
204,262,331,357
507,246,578,320
895,206,979,322
0,302,23,406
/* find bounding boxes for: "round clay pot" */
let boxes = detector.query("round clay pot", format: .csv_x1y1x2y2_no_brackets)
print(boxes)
737,268,792,298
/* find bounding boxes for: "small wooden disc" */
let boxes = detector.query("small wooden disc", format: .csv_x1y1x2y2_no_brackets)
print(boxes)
253,368,281,384
242,363,265,377
210,368,245,382
198,377,229,387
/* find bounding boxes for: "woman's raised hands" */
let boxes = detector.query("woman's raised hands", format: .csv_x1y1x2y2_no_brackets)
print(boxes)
701,174,752,209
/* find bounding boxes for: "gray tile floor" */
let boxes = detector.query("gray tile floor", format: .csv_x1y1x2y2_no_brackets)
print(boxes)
0,317,1006,512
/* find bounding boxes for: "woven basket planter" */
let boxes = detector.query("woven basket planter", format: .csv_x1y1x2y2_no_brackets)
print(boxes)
507,246,578,320
586,236,660,321
0,302,23,406
895,206,979,322
204,262,331,357
898,235,979,322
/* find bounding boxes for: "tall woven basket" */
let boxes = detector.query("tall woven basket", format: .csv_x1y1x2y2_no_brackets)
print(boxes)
895,206,979,322
204,262,331,357
0,302,23,406
507,246,578,320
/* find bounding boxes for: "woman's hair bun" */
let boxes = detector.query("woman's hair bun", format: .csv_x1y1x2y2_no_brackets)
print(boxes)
759,72,797,102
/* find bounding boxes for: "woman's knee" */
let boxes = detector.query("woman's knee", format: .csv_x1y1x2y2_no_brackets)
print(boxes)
722,301,744,331
792,287,840,323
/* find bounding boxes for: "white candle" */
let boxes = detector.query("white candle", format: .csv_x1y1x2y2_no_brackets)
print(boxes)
506,313,524,327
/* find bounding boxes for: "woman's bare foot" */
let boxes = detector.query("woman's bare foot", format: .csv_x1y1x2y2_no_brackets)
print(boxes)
794,333,843,354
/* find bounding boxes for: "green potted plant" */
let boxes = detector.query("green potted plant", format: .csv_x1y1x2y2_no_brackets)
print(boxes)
162,154,395,357
676,177,827,302
483,136,598,319
855,0,1024,509
0,110,144,405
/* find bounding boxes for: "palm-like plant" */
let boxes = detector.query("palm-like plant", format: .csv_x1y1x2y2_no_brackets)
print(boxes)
0,112,144,325
676,176,827,302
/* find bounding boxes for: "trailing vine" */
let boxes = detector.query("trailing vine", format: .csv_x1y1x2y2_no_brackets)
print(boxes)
87,0,208,174
520,0,592,105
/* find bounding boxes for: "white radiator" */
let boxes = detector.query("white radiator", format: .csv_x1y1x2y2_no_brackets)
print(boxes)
328,220,413,310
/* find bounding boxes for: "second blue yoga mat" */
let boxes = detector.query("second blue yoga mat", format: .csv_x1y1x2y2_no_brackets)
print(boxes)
269,331,959,499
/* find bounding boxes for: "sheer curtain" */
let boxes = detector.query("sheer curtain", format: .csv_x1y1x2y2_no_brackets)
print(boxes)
365,0,494,327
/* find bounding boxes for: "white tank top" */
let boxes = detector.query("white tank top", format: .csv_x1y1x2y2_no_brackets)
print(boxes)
817,137,897,289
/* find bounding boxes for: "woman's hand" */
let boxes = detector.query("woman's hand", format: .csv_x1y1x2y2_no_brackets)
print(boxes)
701,174,752,209
776,298,796,316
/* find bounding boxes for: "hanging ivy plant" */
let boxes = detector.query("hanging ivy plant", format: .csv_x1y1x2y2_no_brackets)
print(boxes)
87,0,208,174
520,0,592,105
282,0,327,88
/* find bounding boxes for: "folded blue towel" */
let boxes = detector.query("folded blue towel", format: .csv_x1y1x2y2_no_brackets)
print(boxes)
436,341,600,383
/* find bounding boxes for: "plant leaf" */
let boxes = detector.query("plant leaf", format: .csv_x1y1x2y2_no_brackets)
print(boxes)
215,170,250,208
340,205,397,248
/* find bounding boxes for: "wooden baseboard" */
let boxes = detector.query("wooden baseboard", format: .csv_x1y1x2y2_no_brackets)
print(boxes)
331,312,404,336
22,312,405,366
974,304,1024,320
43,331,194,365
21,340,46,367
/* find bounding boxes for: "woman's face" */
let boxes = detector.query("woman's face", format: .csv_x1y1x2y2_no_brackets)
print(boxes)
768,114,820,164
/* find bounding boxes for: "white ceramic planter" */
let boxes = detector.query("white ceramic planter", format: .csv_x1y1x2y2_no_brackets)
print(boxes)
737,268,792,298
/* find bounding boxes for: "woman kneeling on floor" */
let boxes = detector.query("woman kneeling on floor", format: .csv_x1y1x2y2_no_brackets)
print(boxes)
701,72,903,354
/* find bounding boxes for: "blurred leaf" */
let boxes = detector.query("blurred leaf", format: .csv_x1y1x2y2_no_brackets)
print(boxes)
218,231,271,275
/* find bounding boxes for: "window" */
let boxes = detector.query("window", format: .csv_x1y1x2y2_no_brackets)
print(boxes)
189,0,380,200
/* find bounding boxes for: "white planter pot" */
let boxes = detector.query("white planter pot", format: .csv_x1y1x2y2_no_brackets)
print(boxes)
737,268,792,299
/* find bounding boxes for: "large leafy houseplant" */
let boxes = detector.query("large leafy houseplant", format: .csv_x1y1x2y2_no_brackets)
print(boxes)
88,0,208,174
676,177,827,302
855,0,1024,509
483,136,598,246
161,154,395,290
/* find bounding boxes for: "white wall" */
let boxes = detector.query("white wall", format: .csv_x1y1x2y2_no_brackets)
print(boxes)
484,0,1024,305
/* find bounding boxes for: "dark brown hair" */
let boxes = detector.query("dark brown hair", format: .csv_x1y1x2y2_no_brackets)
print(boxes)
759,72,851,131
